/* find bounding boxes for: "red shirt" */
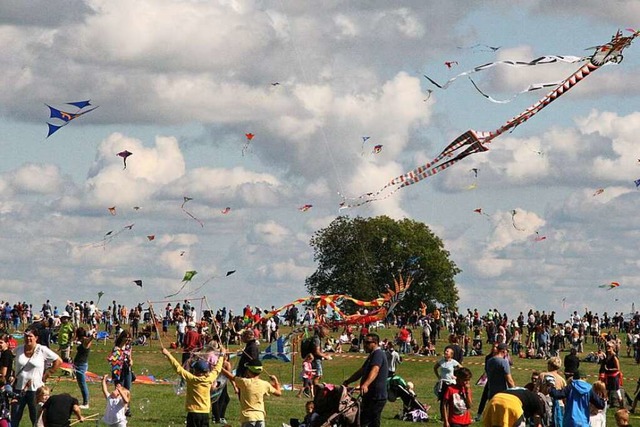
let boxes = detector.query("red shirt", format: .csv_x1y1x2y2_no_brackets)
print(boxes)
443,383,472,425
182,330,201,352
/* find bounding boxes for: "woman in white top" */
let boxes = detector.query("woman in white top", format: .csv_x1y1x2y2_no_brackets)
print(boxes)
11,327,62,427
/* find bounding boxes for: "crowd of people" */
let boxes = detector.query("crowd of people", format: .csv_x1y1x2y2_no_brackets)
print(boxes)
0,297,639,427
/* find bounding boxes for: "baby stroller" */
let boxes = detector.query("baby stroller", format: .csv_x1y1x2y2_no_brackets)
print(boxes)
309,383,360,427
387,375,429,422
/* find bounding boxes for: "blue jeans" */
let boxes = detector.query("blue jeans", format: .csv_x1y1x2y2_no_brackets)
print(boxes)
11,390,36,427
75,362,90,405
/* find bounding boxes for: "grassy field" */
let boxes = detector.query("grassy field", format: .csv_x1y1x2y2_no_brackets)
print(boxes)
25,326,640,426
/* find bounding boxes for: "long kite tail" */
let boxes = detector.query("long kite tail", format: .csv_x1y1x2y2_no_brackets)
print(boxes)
424,55,584,90
341,30,638,208
339,130,489,209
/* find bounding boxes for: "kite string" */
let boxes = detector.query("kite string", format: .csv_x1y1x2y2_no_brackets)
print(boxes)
276,0,347,199
277,1,384,284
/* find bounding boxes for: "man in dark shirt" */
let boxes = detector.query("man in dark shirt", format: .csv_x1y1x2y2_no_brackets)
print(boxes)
486,343,515,400
42,393,84,427
343,333,388,427
236,329,260,378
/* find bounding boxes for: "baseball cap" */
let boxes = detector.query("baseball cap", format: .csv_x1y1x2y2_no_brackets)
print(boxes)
192,360,210,373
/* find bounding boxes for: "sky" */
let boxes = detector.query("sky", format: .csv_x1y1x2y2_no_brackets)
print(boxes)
0,0,639,319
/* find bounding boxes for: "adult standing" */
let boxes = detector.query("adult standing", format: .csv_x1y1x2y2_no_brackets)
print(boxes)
485,343,515,402
385,342,402,377
73,327,95,409
182,322,202,367
0,334,14,385
236,329,260,378
302,326,332,386
540,356,567,427
343,333,388,427
433,347,461,401
564,348,580,380
109,331,133,391
602,340,622,408
11,327,62,427
57,312,74,363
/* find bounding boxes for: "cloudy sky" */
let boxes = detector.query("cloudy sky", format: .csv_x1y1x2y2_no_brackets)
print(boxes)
0,0,639,318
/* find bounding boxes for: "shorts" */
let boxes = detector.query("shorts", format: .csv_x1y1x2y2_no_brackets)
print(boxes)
312,359,323,377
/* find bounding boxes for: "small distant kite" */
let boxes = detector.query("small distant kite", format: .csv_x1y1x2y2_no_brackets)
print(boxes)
242,133,255,156
181,197,203,227
146,235,155,241
593,188,605,196
467,168,478,189
179,251,186,257
133,280,143,287
97,291,105,305
221,207,231,214
634,179,640,188
117,150,133,169
45,100,98,138
108,206,116,215
372,145,383,154
84,223,135,249
361,136,371,155
133,206,141,211
271,82,280,86
533,231,546,242
599,281,620,290
299,204,313,212
165,270,198,298
226,270,236,277
444,61,459,69
457,43,501,53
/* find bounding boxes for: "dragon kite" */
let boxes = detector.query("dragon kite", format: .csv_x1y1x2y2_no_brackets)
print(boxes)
254,273,413,328
340,30,638,208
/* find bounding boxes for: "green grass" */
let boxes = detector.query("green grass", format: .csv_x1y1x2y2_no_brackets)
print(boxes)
22,327,640,426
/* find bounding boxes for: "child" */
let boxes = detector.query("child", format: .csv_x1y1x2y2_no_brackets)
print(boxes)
101,374,130,427
222,359,282,426
41,392,85,426
296,353,315,398
35,385,50,427
615,408,631,426
441,367,472,427
590,380,607,427
161,346,225,427
300,400,318,427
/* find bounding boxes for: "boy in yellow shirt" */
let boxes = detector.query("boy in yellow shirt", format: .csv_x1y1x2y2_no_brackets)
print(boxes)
161,346,225,427
223,359,282,427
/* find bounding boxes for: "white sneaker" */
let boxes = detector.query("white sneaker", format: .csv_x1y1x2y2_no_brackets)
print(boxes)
79,404,90,409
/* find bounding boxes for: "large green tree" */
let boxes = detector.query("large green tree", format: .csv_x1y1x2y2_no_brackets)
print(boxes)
305,216,461,313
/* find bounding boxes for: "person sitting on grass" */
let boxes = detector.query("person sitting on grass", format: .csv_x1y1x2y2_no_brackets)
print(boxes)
222,359,282,427
161,345,225,427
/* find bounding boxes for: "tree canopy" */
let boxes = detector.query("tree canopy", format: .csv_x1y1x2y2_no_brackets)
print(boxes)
305,216,461,313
